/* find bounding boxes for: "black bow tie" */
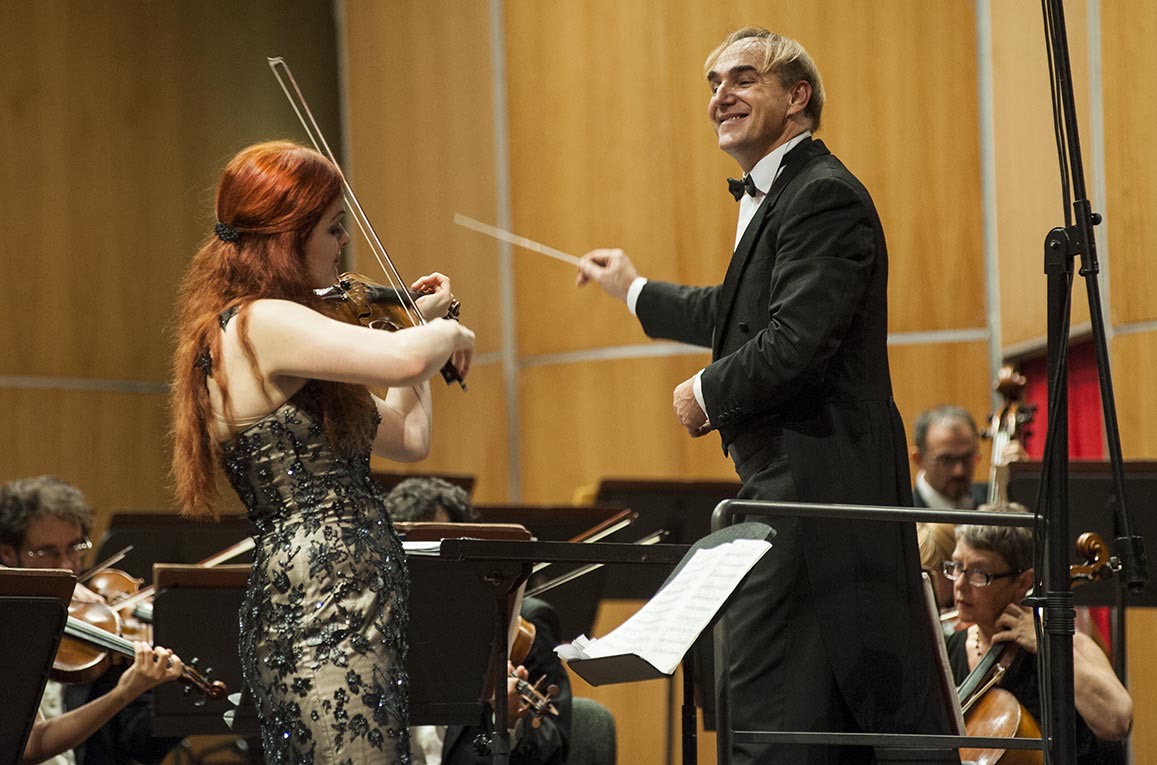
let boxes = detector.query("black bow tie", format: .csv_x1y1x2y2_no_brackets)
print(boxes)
727,174,760,201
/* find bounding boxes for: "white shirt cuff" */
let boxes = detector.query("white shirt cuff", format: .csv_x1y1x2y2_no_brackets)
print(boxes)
693,370,707,416
626,277,648,316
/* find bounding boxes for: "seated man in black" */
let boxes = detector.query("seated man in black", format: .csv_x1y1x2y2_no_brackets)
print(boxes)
945,515,1132,763
385,478,572,765
0,475,185,765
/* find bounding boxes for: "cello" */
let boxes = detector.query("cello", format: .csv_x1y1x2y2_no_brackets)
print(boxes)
957,532,1116,764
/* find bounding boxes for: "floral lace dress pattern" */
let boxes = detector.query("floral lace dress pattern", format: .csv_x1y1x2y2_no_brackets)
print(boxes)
222,396,410,764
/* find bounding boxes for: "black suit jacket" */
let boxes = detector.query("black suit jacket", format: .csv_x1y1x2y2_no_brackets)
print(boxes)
913,481,989,509
636,138,950,737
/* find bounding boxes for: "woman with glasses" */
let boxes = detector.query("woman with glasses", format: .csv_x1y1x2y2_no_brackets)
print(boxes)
945,518,1133,762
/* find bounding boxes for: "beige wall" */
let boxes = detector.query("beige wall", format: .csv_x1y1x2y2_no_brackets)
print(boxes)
0,0,342,541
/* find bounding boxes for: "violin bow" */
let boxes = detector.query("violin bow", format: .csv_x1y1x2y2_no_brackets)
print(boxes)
268,58,464,387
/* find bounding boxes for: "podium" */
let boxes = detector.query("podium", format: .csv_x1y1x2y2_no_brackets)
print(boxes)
0,569,74,765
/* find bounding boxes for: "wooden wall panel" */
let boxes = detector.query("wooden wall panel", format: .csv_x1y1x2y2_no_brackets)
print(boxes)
991,0,1093,350
1111,332,1157,460
888,340,994,473
0,0,342,528
0,389,171,545
1127,608,1157,764
341,0,502,358
1102,1,1157,326
504,0,984,360
518,354,733,504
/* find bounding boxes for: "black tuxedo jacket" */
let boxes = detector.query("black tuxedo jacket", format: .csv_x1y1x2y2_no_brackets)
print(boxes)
636,138,951,738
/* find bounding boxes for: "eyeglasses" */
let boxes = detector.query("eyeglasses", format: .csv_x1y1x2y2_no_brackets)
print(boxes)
23,537,92,563
942,560,1023,587
927,451,978,468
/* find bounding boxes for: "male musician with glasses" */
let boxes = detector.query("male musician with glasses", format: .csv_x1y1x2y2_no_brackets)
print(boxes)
910,405,1025,510
0,475,183,765
945,518,1132,764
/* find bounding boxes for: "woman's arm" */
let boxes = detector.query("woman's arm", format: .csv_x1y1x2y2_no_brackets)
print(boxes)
241,300,474,391
371,384,433,462
1072,631,1133,740
22,643,183,764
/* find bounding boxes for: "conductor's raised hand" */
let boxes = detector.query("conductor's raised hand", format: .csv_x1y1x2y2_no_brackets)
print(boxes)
576,249,638,302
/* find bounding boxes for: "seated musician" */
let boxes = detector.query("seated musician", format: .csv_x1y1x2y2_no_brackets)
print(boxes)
22,642,183,765
384,478,572,765
945,516,1133,762
0,476,185,765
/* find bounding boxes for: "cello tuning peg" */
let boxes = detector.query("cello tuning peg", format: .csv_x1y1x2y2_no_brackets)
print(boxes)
188,656,200,668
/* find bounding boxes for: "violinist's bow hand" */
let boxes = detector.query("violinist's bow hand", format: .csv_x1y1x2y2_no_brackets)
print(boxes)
673,376,711,437
576,249,638,302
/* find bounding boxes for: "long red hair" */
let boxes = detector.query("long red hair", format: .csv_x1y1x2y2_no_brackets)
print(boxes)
171,140,373,517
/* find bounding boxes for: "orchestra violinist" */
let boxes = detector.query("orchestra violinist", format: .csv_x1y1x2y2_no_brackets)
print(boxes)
946,512,1133,764
0,476,185,765
169,140,474,764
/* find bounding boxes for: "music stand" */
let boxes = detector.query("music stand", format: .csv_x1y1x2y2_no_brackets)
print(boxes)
0,569,74,765
94,512,253,581
475,504,629,641
437,538,691,765
396,523,531,726
151,564,251,736
595,479,741,599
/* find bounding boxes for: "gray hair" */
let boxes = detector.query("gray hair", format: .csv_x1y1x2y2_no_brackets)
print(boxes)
955,504,1034,572
383,477,476,524
0,476,93,548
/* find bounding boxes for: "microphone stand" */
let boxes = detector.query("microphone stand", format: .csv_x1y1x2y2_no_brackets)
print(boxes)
1036,1,1147,762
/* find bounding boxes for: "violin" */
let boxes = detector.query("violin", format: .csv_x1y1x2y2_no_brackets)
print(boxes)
957,532,1116,764
509,615,560,727
85,568,152,642
317,272,464,386
53,599,227,702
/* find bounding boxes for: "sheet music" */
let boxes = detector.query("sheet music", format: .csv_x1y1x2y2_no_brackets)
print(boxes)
557,537,771,675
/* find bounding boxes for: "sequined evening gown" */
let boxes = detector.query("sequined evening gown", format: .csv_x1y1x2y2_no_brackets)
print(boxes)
221,393,410,764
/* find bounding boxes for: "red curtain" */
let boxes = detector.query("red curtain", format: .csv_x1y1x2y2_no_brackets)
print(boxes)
1019,340,1111,646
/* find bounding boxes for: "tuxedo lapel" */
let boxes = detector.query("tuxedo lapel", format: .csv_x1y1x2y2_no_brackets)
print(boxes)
712,139,830,357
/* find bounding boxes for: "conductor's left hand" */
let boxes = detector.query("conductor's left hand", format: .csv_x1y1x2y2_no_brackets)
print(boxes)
673,376,711,437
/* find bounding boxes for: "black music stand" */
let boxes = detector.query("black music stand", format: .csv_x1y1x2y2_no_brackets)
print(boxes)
475,503,628,641
0,569,74,765
94,512,253,581
438,539,690,765
595,479,741,599
151,564,251,736
401,522,535,726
